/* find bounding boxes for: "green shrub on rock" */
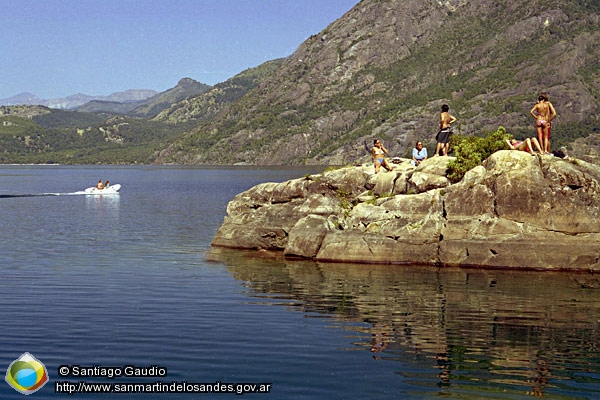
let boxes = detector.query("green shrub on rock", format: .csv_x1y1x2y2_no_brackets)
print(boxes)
447,127,511,183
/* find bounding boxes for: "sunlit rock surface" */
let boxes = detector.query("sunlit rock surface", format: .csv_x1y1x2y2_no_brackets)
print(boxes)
212,152,600,271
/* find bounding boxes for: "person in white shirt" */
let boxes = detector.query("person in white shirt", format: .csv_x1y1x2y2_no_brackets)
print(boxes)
411,141,428,166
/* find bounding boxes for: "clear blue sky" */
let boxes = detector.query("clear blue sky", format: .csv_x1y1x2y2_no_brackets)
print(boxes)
0,0,358,99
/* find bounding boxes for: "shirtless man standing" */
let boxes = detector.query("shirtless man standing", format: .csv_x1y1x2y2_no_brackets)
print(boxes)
530,93,556,154
434,104,457,156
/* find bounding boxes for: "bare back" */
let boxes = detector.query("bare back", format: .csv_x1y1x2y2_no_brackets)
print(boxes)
440,112,456,129
531,100,556,122
534,102,550,119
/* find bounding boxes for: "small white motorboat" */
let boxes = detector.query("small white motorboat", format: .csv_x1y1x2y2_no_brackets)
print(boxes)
83,184,121,195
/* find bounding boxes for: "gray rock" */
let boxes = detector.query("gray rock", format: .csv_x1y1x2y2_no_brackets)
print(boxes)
285,215,329,258
212,151,600,270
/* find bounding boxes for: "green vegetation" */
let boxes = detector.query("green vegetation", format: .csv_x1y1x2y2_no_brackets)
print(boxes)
1,2,599,166
447,127,511,183
0,110,194,164
33,109,106,128
336,188,354,216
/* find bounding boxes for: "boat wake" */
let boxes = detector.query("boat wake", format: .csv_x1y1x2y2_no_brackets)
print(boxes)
0,192,87,198
1,184,121,198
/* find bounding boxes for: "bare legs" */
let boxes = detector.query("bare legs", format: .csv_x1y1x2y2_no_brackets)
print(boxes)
514,138,543,155
374,159,393,173
525,138,544,155
542,126,551,154
374,160,382,174
536,125,544,153
434,142,449,156
537,123,551,154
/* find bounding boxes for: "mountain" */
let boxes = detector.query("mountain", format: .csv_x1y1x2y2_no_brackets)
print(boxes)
0,75,244,164
75,78,211,117
153,60,284,124
157,0,600,165
2,0,599,166
0,92,45,106
0,89,158,109
129,77,212,117
47,94,96,109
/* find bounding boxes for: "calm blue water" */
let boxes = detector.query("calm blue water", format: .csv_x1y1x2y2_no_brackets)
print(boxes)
1,165,599,399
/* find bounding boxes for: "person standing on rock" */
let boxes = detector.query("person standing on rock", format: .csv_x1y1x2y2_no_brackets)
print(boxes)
434,104,457,156
371,139,393,173
530,93,556,155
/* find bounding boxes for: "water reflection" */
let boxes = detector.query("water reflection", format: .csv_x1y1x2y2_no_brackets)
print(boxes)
208,248,600,398
85,194,120,220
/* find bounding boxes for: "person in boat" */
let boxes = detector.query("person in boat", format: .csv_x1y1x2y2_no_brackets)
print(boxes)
371,139,393,174
104,180,110,188
434,104,457,156
530,93,556,155
96,179,104,189
411,141,428,166
506,137,543,155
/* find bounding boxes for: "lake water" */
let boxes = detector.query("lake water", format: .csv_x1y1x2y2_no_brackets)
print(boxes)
1,165,599,399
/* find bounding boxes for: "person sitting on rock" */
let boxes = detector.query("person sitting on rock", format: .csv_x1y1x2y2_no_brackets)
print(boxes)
371,139,393,173
411,141,428,166
506,138,543,155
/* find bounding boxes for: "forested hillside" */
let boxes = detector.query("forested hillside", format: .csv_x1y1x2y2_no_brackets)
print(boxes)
0,106,194,164
0,65,281,164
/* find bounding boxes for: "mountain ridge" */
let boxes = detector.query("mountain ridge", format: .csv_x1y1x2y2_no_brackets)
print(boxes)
75,78,212,117
157,0,600,165
1,0,599,165
0,89,159,109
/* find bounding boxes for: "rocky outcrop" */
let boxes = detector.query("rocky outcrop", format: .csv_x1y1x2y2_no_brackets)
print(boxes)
211,152,600,271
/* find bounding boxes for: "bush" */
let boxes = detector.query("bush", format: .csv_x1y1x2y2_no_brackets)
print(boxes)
447,127,511,183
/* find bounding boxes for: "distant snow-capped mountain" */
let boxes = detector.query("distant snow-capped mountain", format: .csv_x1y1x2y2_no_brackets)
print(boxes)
0,89,158,109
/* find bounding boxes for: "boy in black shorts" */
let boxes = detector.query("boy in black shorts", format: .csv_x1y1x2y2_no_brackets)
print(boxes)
434,104,456,156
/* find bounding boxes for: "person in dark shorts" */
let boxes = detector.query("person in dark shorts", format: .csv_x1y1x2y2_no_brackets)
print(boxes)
434,104,457,156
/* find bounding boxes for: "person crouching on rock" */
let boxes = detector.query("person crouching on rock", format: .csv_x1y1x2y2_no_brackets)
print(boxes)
372,139,393,173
